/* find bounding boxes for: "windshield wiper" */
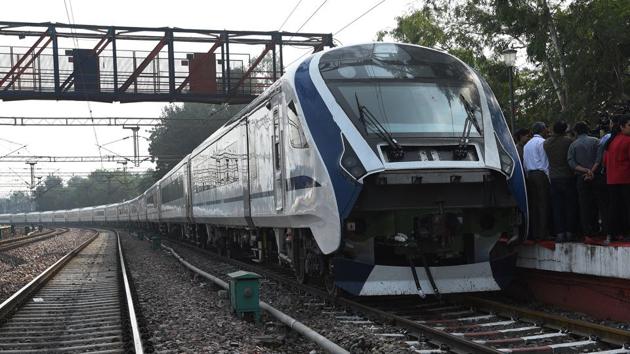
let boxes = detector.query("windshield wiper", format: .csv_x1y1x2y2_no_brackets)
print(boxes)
355,93,404,161
454,94,482,160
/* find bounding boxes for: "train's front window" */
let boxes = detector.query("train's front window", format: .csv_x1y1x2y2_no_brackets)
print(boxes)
319,43,483,137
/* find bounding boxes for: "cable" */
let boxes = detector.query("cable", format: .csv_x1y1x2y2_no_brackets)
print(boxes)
295,0,328,33
63,0,104,169
285,1,386,70
279,0,303,31
334,0,387,35
0,137,26,146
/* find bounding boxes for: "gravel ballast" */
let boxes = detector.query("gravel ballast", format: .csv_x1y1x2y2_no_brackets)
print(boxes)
163,240,413,354
120,232,318,353
0,228,95,302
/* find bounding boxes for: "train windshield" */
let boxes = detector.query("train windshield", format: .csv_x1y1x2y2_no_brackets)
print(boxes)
319,43,483,137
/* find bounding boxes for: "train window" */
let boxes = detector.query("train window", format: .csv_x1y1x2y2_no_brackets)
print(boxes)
273,108,281,169
287,101,308,149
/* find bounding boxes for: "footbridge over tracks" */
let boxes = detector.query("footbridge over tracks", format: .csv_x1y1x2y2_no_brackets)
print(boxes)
0,21,333,104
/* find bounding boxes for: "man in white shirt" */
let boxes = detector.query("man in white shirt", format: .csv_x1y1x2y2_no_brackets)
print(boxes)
523,122,551,239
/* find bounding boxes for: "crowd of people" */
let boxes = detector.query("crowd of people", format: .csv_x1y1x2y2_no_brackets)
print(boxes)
514,114,630,244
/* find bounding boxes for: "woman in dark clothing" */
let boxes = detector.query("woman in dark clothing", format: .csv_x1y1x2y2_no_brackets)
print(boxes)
603,114,630,243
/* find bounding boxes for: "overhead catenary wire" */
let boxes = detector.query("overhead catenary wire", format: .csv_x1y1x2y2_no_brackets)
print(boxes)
294,0,328,33
334,0,387,35
63,0,104,169
285,0,386,69
278,0,303,31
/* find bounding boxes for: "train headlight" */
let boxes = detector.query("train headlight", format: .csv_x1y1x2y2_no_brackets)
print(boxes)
495,134,514,177
340,135,366,180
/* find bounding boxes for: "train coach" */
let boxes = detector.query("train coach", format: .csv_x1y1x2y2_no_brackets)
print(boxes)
4,42,527,297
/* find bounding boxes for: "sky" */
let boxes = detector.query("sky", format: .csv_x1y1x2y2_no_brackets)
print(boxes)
0,0,417,197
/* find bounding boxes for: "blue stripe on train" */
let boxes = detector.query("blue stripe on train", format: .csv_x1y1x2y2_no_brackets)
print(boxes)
479,78,528,227
294,58,362,219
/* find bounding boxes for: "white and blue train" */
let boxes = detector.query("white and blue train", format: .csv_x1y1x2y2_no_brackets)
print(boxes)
0,43,527,297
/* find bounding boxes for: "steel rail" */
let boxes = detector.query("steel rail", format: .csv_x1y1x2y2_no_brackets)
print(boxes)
0,229,99,320
161,243,349,354
459,296,630,347
0,228,56,245
163,239,500,354
116,231,144,354
0,228,69,252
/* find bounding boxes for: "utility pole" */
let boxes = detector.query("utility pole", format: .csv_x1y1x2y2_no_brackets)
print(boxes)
26,161,37,211
123,126,141,167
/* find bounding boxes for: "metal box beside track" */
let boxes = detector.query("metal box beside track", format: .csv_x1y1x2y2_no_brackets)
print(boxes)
227,270,261,322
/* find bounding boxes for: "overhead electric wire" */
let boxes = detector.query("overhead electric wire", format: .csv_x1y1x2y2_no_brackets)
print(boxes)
63,0,105,169
294,0,328,33
285,1,386,69
334,0,387,35
279,0,303,31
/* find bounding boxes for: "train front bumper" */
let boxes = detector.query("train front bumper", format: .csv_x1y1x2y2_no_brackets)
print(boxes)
333,254,516,296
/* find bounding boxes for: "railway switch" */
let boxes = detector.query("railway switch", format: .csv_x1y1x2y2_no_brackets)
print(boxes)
227,270,261,323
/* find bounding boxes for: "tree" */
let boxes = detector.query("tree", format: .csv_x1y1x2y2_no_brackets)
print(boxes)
26,170,154,211
0,191,32,213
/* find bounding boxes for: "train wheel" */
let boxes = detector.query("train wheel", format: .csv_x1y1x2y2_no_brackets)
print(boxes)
324,260,337,296
293,230,307,284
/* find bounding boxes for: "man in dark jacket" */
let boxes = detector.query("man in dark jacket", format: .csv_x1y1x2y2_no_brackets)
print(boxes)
544,120,577,242
567,121,600,236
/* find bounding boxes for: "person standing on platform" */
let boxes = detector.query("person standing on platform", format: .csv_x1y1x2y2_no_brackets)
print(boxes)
603,114,630,243
523,122,551,240
514,128,531,163
567,121,600,236
595,117,615,236
544,120,577,242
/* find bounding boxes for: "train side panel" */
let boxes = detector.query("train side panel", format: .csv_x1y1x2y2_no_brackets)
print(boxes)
145,184,160,223
159,160,189,223
26,212,40,224
190,122,248,226
41,211,53,224
93,205,106,222
105,204,118,223
0,214,11,224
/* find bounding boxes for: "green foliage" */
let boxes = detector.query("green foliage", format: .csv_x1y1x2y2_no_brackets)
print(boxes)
31,171,153,211
148,103,244,180
379,0,630,129
0,191,31,213
0,170,154,213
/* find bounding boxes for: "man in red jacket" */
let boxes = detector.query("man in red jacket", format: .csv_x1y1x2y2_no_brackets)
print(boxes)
604,114,630,242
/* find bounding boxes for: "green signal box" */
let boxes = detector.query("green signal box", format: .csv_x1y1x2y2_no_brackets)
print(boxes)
227,270,261,322
151,234,161,250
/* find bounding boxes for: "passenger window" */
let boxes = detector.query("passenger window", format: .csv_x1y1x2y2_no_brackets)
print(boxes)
287,101,308,149
273,108,281,169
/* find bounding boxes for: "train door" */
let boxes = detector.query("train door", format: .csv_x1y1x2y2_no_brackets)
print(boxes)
271,95,285,212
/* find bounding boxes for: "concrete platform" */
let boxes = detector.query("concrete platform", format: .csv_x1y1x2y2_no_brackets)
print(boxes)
517,241,630,279
515,241,630,322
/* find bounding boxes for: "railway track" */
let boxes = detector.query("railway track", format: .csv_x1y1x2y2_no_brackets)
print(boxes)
0,229,143,353
163,237,630,354
0,228,68,252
